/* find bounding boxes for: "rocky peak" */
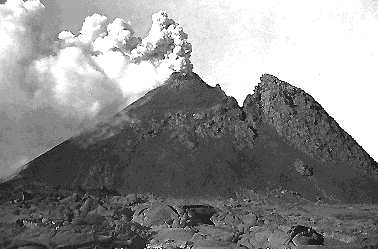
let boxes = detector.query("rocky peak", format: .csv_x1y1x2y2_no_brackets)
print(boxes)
246,74,378,181
4,73,378,204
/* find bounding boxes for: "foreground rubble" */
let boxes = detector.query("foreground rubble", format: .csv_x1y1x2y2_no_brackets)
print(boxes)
1,182,378,249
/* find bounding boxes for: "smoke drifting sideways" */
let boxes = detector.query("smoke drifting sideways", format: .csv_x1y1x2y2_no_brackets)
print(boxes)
0,0,193,179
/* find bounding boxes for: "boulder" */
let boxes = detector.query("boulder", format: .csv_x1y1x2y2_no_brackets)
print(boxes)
196,224,239,242
140,201,179,227
293,159,313,176
181,204,217,226
287,225,325,246
79,197,98,215
87,204,107,216
59,193,77,204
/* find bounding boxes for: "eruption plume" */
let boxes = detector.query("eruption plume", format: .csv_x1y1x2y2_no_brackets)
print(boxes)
0,0,192,179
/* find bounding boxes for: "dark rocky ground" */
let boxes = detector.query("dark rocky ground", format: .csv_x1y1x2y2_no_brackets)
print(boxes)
1,72,378,248
1,181,378,248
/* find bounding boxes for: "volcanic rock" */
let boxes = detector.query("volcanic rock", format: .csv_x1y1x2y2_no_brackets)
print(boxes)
0,181,378,248
1,72,378,248
293,159,314,176
5,72,378,204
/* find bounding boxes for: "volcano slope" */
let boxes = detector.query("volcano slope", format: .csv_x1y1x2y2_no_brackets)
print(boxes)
5,72,378,204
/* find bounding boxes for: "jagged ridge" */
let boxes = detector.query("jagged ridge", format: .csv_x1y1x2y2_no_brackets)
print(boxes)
247,74,378,179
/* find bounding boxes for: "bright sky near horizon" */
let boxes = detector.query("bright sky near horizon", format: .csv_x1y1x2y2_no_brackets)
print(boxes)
0,0,377,180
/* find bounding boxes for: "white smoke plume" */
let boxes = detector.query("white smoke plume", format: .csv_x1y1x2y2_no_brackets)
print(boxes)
0,0,192,179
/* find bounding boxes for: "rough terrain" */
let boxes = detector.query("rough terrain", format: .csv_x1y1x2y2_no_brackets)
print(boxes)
1,181,378,249
10,73,378,203
2,72,378,248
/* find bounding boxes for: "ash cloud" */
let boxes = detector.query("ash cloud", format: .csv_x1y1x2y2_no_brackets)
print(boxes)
0,0,192,179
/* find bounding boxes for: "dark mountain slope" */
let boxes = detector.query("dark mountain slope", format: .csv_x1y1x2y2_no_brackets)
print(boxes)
5,72,378,204
72,72,231,147
243,74,378,203
245,74,378,179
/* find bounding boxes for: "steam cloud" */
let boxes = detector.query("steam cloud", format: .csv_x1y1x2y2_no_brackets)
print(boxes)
0,0,192,179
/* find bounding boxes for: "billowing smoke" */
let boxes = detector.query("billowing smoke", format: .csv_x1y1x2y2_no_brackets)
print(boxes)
0,0,192,179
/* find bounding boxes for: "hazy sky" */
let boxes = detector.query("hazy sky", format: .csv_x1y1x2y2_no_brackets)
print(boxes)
0,0,377,180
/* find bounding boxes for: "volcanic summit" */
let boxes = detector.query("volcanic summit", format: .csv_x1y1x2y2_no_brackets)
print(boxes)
4,72,378,204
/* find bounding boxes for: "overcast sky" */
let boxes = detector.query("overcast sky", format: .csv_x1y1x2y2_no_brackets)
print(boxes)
0,0,377,180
